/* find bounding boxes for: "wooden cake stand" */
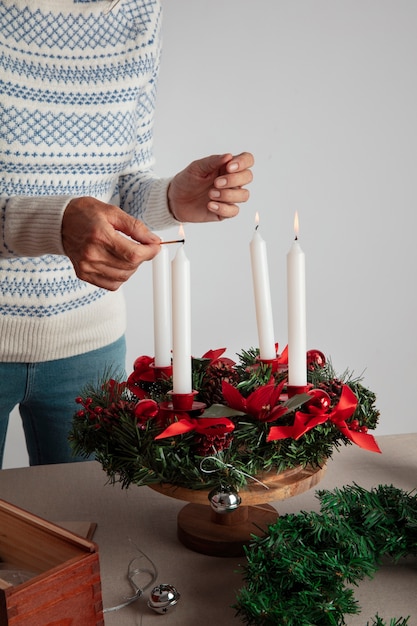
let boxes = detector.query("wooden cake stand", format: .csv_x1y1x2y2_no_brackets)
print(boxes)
150,464,326,557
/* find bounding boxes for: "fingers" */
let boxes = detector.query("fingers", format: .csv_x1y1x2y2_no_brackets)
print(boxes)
74,237,162,291
112,210,161,246
208,151,254,218
194,151,254,181
63,197,162,290
207,188,250,218
224,151,255,174
212,166,253,194
100,213,161,289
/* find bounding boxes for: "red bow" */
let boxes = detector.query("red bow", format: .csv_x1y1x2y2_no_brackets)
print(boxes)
155,416,235,440
267,384,381,453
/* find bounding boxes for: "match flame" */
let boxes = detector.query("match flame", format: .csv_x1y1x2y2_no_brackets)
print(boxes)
294,212,299,239
178,224,185,240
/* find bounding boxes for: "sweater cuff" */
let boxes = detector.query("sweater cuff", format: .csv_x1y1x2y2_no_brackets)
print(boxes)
4,195,72,257
142,177,180,231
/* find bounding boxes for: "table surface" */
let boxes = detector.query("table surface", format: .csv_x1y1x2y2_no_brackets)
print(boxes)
0,433,416,626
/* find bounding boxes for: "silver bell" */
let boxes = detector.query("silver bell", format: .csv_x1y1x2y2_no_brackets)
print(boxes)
147,584,180,614
208,486,241,513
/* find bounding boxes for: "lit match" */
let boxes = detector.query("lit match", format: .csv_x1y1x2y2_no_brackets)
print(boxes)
159,238,185,245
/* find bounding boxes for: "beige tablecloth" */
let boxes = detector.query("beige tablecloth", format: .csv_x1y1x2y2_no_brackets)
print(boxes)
0,433,416,625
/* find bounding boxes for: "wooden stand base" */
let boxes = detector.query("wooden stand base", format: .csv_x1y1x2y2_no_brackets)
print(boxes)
177,503,278,557
151,464,327,557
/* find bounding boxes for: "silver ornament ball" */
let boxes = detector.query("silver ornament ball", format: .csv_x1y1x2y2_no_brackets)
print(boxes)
208,486,241,513
147,584,180,614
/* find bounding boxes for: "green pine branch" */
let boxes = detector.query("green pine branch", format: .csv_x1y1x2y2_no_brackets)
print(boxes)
234,484,416,626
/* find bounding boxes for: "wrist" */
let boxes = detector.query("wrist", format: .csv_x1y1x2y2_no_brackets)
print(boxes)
167,182,181,222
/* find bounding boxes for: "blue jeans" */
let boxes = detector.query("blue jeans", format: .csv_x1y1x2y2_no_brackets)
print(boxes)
0,336,126,467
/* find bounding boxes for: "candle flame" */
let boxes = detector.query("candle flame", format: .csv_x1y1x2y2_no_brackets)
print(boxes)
178,224,185,240
255,211,260,230
294,212,299,239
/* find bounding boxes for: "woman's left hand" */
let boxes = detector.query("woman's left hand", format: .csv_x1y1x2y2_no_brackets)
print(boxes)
167,151,254,223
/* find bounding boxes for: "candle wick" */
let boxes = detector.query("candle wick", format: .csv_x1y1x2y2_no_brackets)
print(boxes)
294,235,298,241
255,224,259,231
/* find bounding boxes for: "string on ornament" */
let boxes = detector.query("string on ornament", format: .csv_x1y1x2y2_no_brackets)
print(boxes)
103,539,158,613
199,456,270,490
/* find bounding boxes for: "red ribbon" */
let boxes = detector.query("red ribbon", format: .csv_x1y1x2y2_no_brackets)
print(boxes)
155,416,235,440
271,343,288,371
267,384,381,453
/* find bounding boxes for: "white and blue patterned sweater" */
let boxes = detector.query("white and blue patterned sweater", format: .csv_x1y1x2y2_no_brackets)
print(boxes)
0,0,176,362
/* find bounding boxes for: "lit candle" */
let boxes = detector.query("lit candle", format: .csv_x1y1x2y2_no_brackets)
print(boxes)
171,226,192,394
250,212,276,360
152,241,171,367
287,212,307,386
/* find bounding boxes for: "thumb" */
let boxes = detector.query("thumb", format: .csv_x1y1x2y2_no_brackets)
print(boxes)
193,153,233,178
109,206,161,245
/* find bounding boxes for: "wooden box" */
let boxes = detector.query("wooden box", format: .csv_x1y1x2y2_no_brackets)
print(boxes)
0,499,103,626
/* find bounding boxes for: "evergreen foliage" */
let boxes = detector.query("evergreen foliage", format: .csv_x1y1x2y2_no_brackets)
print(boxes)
69,348,380,492
234,484,416,626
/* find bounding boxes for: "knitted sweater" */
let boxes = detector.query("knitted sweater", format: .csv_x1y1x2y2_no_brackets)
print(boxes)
0,0,177,363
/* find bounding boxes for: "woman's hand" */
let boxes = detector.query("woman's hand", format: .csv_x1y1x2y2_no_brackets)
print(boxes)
167,152,254,223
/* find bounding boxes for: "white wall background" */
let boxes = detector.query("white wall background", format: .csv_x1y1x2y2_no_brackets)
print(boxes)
4,0,417,468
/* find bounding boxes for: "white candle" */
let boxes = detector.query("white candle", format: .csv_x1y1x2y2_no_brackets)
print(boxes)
152,243,171,367
250,213,276,360
171,237,192,394
287,212,307,386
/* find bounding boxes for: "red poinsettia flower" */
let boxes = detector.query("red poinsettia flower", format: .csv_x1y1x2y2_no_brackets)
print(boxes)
221,379,288,423
134,399,160,427
201,348,236,367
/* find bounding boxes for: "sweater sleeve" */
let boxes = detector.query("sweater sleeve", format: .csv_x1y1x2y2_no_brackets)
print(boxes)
0,195,71,258
118,174,179,231
0,0,177,259
115,6,179,233
143,177,180,230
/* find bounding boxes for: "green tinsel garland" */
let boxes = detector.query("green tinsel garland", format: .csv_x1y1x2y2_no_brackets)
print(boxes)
234,483,417,626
